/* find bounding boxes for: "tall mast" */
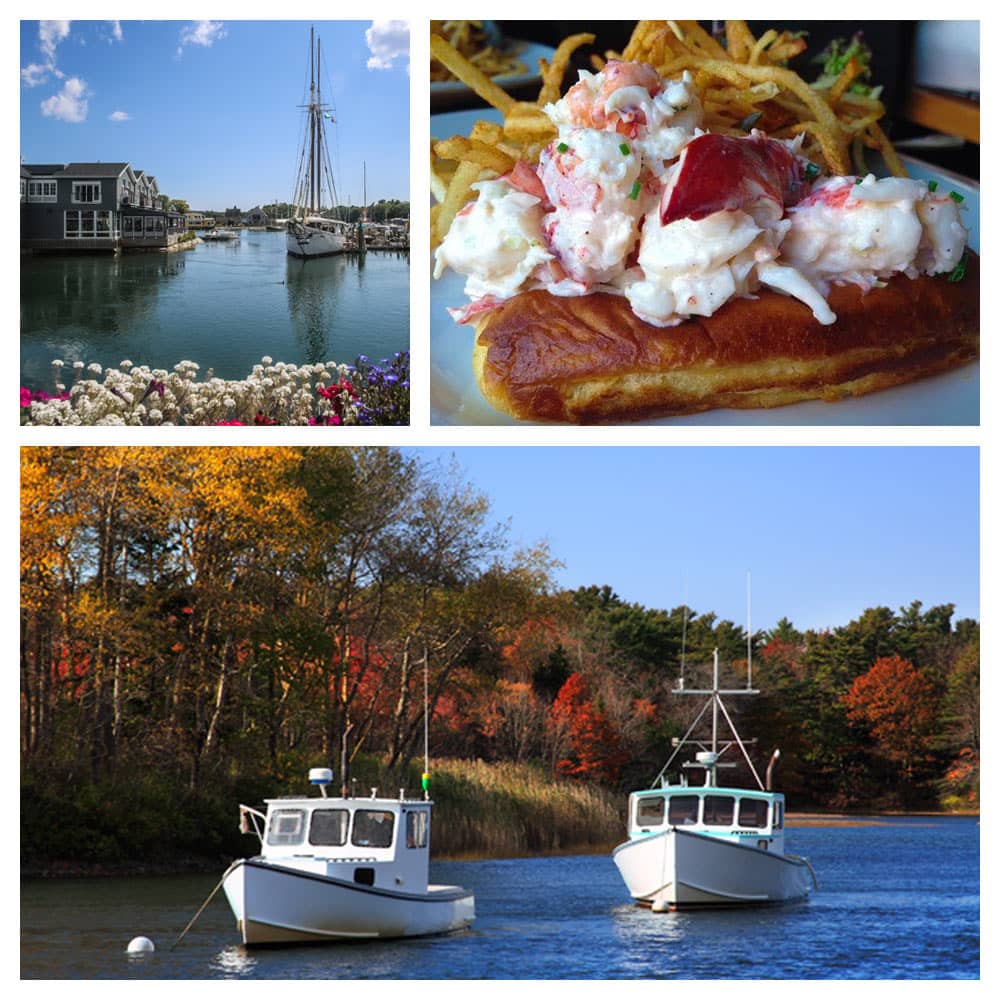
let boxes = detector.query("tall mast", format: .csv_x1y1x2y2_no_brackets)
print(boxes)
309,26,316,214
316,35,323,215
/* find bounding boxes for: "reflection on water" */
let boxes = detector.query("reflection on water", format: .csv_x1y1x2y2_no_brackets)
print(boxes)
20,232,409,390
20,822,979,980
285,254,347,366
211,945,258,977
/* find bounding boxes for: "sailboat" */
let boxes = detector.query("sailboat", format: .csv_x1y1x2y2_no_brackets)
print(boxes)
287,26,349,259
612,598,817,911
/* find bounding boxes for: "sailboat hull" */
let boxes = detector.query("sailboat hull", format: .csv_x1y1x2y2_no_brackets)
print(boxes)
613,826,814,910
287,225,346,258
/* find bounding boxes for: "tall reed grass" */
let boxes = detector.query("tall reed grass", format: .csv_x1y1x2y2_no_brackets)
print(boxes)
348,758,626,858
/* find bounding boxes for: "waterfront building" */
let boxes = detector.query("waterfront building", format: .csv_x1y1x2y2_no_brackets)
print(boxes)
246,206,269,228
20,161,186,253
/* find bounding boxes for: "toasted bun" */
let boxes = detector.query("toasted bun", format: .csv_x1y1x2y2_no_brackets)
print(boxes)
472,253,979,423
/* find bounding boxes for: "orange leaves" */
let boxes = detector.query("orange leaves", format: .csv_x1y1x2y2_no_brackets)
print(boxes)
550,672,628,783
842,654,938,770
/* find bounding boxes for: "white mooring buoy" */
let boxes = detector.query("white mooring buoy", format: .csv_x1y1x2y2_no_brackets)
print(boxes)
127,936,155,955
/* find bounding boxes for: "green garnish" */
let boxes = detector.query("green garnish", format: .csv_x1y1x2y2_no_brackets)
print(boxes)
628,180,641,200
812,33,882,99
949,190,965,204
804,162,821,180
948,250,969,282
928,180,938,192
855,177,864,185
557,142,569,153
737,111,763,131
619,142,631,156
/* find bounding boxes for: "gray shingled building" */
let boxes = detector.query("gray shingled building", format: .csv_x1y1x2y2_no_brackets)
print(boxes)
21,161,187,252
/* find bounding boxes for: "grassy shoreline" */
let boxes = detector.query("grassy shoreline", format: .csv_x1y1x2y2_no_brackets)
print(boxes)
21,756,978,879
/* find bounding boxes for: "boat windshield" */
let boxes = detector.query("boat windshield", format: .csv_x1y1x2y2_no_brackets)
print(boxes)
739,798,769,828
352,809,395,849
668,795,700,826
266,808,307,846
704,795,735,826
309,808,349,846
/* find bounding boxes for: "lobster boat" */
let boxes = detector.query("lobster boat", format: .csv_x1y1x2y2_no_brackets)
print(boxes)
613,648,817,911
221,768,475,945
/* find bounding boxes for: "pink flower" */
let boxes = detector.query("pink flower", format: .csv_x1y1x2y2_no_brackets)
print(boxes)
20,387,32,408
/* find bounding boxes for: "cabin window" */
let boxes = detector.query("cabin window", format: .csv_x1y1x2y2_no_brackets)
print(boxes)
636,796,665,827
266,808,306,846
352,809,394,849
703,795,735,826
773,800,784,829
667,795,700,826
309,808,349,846
738,798,769,829
406,810,428,849
72,182,102,204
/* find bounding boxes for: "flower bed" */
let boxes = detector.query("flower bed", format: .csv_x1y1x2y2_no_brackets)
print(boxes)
20,353,410,426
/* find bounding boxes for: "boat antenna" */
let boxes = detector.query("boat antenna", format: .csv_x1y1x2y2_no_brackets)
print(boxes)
679,580,688,689
746,570,752,690
422,641,431,801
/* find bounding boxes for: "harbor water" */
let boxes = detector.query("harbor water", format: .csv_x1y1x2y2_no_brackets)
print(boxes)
20,816,979,979
19,231,409,392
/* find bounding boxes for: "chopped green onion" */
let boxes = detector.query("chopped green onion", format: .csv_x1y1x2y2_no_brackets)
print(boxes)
557,142,569,153
948,250,969,282
619,142,631,156
855,177,864,185
949,190,965,204
628,180,641,200
928,180,938,192
804,162,821,180
737,111,762,131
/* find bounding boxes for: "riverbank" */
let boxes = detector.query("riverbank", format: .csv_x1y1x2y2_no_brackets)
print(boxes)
22,809,978,880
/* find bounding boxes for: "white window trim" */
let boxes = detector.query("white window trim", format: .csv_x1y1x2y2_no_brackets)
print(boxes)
64,209,115,239
71,181,102,205
28,179,57,203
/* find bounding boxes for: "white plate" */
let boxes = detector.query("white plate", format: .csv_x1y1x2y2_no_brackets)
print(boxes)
429,110,980,426
431,40,556,105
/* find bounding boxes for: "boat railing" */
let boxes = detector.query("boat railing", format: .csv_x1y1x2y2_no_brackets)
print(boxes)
239,804,267,844
786,852,820,889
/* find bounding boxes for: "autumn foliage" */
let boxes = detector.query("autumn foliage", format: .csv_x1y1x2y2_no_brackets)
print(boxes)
550,673,628,783
20,447,979,869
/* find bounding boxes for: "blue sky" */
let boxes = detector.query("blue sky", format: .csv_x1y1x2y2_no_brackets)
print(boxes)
19,20,409,210
418,447,980,633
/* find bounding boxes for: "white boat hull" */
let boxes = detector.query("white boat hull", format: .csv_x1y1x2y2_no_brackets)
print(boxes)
286,224,346,258
222,858,475,945
613,827,814,910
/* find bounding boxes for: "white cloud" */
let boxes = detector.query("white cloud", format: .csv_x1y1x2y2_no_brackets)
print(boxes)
21,63,48,87
109,21,123,42
177,20,226,57
109,110,130,122
39,20,71,62
40,77,89,123
366,20,409,72
23,19,71,86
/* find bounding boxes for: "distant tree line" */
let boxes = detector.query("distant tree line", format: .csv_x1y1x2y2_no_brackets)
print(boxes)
20,447,979,862
190,200,410,221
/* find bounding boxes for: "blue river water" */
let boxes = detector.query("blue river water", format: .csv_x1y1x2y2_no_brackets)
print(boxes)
20,817,978,980
20,231,409,392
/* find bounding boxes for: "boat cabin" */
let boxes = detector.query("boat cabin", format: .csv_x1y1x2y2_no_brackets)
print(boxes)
243,770,434,894
627,786,788,853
